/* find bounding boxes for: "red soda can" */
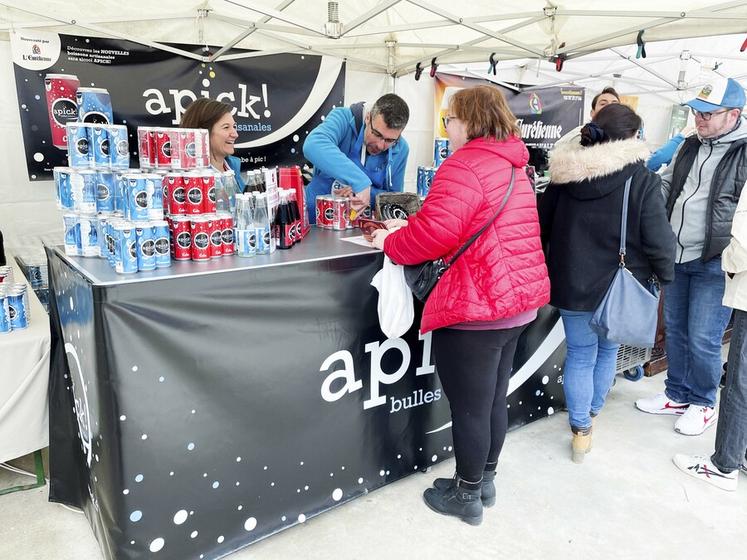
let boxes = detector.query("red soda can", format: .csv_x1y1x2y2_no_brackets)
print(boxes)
316,195,333,229
196,129,210,168
183,173,203,214
44,74,80,149
175,129,199,169
170,215,192,260
137,127,153,169
154,129,172,169
167,129,183,169
218,212,235,255
165,174,186,215
332,196,350,231
190,216,211,261
207,214,223,258
199,172,217,214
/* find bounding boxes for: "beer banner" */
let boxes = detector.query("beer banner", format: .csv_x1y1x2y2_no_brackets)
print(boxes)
11,31,345,181
434,73,585,149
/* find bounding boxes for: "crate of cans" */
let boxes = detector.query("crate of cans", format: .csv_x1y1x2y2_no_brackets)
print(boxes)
315,195,354,230
137,127,210,171
66,122,130,169
0,280,31,334
168,213,235,262
416,166,436,198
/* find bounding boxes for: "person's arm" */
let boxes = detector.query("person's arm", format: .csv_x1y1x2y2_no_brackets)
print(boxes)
537,183,559,254
723,180,747,275
657,141,686,202
639,173,676,284
302,109,372,191
647,134,685,172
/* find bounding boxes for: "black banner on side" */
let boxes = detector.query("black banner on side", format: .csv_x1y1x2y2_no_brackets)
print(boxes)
11,31,345,181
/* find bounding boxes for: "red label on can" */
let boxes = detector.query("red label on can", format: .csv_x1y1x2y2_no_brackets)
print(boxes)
208,217,223,258
45,74,80,149
190,218,210,261
220,216,235,254
176,129,197,169
200,175,217,214
332,197,350,230
166,174,186,214
155,130,172,168
316,196,333,229
170,217,192,260
183,175,203,214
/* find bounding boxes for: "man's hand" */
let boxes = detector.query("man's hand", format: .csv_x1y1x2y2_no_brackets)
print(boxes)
332,185,353,197
370,228,390,249
350,186,371,211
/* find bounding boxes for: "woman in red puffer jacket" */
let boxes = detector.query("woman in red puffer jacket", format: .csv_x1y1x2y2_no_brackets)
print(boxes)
371,85,549,526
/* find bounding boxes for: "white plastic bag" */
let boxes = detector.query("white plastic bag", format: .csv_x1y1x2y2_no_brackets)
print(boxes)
370,256,414,338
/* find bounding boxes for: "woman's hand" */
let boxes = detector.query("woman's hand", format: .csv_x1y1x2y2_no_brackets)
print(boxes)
384,218,408,230
370,228,390,249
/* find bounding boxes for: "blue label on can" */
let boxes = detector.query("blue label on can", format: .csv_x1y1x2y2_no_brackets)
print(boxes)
7,293,28,329
56,169,75,209
92,126,110,167
77,89,113,125
108,125,130,169
154,228,171,268
136,225,156,271
127,178,150,221
0,297,11,333
96,172,115,212
67,124,92,168
116,228,138,273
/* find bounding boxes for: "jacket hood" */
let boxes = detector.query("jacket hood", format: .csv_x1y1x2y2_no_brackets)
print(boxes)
549,137,651,184
458,135,529,168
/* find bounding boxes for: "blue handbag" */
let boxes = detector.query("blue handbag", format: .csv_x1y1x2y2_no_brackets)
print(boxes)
589,177,660,347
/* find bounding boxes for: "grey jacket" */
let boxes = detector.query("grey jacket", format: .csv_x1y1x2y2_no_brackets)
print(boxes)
662,119,747,263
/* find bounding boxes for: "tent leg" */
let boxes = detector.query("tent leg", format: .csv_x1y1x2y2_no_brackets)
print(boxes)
0,449,47,496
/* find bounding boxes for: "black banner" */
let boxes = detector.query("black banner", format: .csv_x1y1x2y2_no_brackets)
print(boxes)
47,243,565,560
12,31,345,181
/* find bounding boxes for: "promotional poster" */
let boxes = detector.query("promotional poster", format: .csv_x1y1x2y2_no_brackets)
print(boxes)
11,31,345,181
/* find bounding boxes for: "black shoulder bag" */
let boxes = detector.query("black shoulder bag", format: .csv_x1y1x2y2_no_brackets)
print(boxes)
404,168,515,302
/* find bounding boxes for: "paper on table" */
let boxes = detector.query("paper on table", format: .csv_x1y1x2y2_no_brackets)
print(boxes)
340,235,375,248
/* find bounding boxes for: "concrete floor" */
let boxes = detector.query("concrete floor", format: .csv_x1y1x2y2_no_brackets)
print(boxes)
2,372,746,560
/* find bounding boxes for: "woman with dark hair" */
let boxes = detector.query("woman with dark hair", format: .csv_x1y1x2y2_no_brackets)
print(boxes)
539,103,675,462
180,98,245,191
371,85,550,525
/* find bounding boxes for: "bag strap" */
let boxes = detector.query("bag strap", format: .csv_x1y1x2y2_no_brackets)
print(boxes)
619,177,632,267
444,168,516,270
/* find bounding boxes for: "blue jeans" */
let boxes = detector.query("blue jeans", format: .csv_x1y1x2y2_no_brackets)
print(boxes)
664,258,732,407
712,309,747,472
559,309,620,431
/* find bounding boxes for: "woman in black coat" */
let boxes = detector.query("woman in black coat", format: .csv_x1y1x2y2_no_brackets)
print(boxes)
539,103,675,462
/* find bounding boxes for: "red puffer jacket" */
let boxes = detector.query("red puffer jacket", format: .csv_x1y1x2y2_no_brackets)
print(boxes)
384,136,550,333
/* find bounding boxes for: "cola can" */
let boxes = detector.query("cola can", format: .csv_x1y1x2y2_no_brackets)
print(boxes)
66,123,93,168
115,222,138,274
6,290,28,330
434,137,450,167
332,197,350,230
152,220,172,268
0,293,10,334
76,87,113,124
154,129,172,169
137,127,155,169
190,216,211,261
108,125,130,169
170,215,192,261
71,169,98,213
316,195,334,229
62,213,80,256
199,172,217,214
207,215,223,258
218,213,235,255
55,167,75,209
135,222,156,271
91,125,110,168
44,74,79,149
124,174,150,221
146,174,164,220
184,173,203,214
165,174,186,214
79,214,99,257
96,171,115,213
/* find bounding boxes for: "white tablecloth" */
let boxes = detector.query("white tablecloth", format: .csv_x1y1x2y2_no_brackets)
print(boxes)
0,253,50,463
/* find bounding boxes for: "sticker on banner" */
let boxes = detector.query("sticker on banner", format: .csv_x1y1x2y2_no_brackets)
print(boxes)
10,31,61,70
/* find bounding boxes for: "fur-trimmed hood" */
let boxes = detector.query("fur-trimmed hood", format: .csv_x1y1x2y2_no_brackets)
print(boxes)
549,137,651,184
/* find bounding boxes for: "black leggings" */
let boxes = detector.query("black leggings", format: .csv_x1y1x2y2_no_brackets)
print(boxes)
432,325,524,482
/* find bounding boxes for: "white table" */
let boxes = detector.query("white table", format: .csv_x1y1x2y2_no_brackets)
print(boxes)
0,253,50,464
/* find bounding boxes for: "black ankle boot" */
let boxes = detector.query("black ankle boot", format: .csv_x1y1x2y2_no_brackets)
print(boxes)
423,477,483,525
432,471,497,507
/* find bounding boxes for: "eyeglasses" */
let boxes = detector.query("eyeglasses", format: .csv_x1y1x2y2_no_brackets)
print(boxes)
442,115,457,128
690,108,731,121
368,118,400,146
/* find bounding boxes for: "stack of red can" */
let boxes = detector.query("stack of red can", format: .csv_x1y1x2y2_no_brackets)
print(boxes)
162,171,235,261
278,166,310,238
315,195,353,230
137,127,210,170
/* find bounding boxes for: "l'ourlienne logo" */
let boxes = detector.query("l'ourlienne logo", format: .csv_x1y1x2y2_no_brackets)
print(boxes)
529,92,543,115
32,44,41,55
699,84,713,99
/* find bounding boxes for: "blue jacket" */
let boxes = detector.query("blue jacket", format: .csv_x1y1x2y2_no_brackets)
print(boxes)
303,105,409,209
647,133,685,172
226,155,246,192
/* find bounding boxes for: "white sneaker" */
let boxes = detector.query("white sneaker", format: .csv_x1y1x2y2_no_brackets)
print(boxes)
673,454,738,492
674,405,718,436
635,392,689,415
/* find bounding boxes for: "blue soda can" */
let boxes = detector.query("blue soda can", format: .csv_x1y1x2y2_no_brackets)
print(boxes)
108,125,130,169
11,284,30,322
254,225,270,255
62,213,80,256
55,167,75,209
145,174,164,220
0,292,10,334
70,169,97,213
7,290,28,330
135,222,156,271
96,171,116,212
76,87,113,124
115,223,138,274
125,174,150,221
66,123,93,168
91,125,110,168
152,220,172,268
105,219,118,267
434,137,450,167
95,214,110,259
79,214,99,257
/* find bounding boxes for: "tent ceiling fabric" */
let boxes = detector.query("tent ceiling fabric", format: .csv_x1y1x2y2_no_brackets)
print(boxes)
1,1,747,75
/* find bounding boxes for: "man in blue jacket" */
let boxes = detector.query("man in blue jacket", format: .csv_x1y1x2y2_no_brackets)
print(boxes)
303,94,410,223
